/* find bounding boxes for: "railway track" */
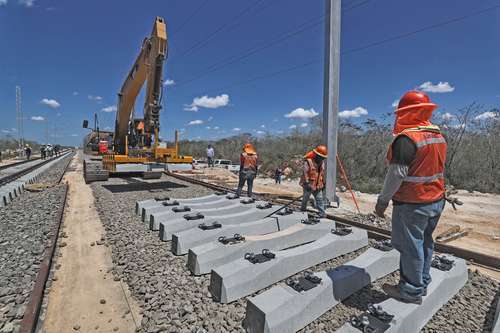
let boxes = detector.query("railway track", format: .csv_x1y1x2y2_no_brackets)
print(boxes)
0,152,73,333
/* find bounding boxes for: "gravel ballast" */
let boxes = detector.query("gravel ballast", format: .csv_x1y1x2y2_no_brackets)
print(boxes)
0,185,66,332
91,175,500,333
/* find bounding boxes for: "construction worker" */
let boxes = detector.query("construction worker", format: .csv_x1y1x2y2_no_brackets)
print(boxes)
207,144,215,168
40,145,46,160
375,91,447,305
24,145,32,160
236,143,258,198
300,145,327,217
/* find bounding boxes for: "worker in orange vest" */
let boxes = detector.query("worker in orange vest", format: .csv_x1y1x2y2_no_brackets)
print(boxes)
236,143,258,198
300,145,327,217
375,91,447,305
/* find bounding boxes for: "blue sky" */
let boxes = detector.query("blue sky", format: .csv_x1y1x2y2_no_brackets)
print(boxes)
1,0,499,145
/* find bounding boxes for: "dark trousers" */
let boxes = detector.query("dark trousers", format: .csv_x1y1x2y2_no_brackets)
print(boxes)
236,169,256,197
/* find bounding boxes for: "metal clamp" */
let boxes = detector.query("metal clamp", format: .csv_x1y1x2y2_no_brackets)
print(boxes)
240,198,256,204
331,226,352,236
162,200,180,207
154,196,170,201
198,222,222,230
373,240,393,252
432,255,454,271
172,206,191,213
218,234,245,245
276,207,293,216
183,212,204,220
350,304,393,332
257,202,273,209
301,217,320,225
286,271,322,292
244,249,275,264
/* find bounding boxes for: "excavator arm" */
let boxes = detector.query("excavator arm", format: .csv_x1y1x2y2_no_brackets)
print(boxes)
114,17,167,154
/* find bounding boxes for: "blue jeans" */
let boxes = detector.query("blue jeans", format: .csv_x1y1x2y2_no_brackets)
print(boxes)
301,187,326,217
391,199,445,297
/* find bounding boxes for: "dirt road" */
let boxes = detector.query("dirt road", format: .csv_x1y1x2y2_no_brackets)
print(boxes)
42,152,140,333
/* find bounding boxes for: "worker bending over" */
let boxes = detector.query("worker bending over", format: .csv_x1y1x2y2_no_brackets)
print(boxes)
375,91,447,305
300,145,327,218
236,143,258,198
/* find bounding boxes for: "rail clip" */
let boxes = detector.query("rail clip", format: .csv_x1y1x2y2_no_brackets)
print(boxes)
350,303,393,332
218,234,245,245
245,249,275,264
184,212,204,220
198,222,222,230
172,206,191,213
286,271,322,292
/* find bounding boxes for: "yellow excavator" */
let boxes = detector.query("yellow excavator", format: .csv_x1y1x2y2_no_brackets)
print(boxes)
84,17,192,183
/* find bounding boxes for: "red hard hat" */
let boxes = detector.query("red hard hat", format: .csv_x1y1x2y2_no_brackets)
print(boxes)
313,145,327,158
396,91,437,113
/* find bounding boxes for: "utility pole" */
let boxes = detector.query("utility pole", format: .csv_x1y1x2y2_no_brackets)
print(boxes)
16,86,24,155
322,0,341,205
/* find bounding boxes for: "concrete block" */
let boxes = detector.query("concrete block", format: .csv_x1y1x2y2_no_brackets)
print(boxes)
135,194,220,214
158,202,274,241
336,255,468,333
243,248,400,333
210,227,368,303
186,218,333,274
493,298,500,333
142,197,233,223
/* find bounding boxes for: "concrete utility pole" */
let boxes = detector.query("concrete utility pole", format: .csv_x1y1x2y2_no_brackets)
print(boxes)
16,86,24,155
322,0,341,205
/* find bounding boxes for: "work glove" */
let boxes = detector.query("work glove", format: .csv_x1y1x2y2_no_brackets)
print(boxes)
374,199,388,219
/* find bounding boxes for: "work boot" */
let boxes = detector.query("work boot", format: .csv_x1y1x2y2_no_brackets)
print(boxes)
382,284,422,305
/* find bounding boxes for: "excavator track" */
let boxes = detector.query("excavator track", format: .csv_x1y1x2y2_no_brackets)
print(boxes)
83,159,109,184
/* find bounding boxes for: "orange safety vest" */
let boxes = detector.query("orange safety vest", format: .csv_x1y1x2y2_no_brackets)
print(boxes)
300,158,325,191
241,152,258,171
387,127,447,203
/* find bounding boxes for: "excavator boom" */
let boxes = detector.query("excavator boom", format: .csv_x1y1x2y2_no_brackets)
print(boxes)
114,17,167,154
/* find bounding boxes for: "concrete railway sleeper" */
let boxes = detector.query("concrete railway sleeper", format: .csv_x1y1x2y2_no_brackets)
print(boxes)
135,193,230,215
187,218,333,274
209,226,369,303
146,199,245,230
157,201,275,241
243,246,400,333
173,212,308,258
336,255,468,333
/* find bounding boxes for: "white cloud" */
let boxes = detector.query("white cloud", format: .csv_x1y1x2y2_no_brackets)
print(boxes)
88,95,103,101
163,79,175,86
391,99,399,108
206,126,211,130
256,130,265,135
300,123,308,128
184,94,230,112
232,127,241,132
418,81,455,93
18,0,34,7
72,91,79,96
284,107,318,119
40,98,60,109
70,134,79,137
208,116,214,121
276,130,284,134
441,112,454,120
475,111,499,120
260,124,265,128
0,0,7,6
339,106,368,119
188,119,204,126
213,126,220,130
1,129,10,134
101,105,117,113
11,128,17,132
31,116,45,121
104,126,112,130
289,124,297,129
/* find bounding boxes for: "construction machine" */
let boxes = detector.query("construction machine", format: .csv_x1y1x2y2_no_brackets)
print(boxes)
83,17,193,183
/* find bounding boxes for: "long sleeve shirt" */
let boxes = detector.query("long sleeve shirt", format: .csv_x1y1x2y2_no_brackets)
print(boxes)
377,136,417,205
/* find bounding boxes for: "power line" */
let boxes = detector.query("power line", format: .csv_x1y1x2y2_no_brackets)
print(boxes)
183,3,500,93
174,0,374,87
172,0,210,35
175,0,266,58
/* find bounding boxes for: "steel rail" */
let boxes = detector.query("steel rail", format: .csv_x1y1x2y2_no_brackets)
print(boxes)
0,156,41,171
18,152,74,333
166,171,500,271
